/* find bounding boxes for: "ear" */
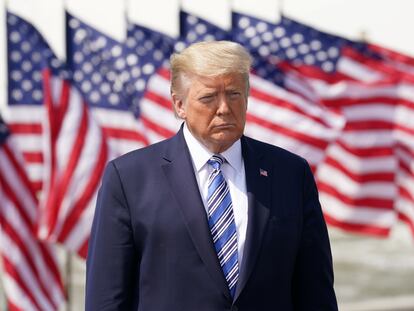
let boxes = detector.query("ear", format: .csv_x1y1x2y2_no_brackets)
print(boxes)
171,93,186,119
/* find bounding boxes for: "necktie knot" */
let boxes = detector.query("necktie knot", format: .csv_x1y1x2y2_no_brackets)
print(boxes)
208,155,224,170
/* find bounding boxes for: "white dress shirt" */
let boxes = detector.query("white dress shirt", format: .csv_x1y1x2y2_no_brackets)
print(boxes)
183,123,248,267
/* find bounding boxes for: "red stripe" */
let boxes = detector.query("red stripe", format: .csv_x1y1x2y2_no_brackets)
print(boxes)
3,145,37,204
37,243,65,295
322,96,397,108
396,142,414,158
246,113,329,149
279,61,356,83
398,212,414,238
141,116,175,139
344,120,394,131
342,47,401,77
398,99,414,110
44,102,89,238
395,123,414,136
78,237,89,259
157,67,170,80
399,185,414,203
7,300,23,311
318,182,394,209
43,69,58,237
32,181,43,193
323,213,391,237
58,133,108,243
249,87,331,127
323,156,395,183
337,140,393,157
0,215,57,309
399,159,412,176
369,43,414,67
2,256,43,311
144,90,173,110
102,127,149,145
56,80,71,131
22,152,43,163
8,123,42,134
0,173,35,230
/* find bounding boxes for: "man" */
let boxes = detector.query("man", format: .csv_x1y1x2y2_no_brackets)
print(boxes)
86,41,338,310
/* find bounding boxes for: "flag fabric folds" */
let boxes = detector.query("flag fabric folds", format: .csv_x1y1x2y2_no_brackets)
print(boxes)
1,6,414,309
0,117,65,311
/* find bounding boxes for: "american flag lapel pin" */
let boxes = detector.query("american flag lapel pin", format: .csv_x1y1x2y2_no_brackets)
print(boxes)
260,168,268,177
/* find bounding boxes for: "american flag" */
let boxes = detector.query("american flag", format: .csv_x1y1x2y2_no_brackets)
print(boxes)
231,12,413,236
0,116,65,310
2,5,414,307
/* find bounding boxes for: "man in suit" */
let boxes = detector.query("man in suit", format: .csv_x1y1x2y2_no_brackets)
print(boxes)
86,41,338,310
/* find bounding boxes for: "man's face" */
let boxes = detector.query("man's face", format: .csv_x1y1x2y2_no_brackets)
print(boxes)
173,73,248,153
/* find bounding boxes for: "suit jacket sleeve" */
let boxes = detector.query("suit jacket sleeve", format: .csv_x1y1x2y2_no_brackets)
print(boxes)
292,160,338,311
85,161,138,310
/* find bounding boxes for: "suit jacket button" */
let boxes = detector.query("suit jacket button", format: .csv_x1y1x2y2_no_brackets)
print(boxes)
231,306,238,311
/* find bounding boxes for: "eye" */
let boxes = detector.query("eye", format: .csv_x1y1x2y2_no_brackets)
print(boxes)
229,91,241,99
199,94,215,103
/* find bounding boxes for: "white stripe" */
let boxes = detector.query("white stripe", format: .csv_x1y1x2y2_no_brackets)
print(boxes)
26,163,43,183
251,74,344,129
52,102,104,240
317,164,397,199
63,195,96,253
248,97,341,141
326,143,397,174
245,122,325,165
145,129,167,145
397,83,414,102
306,78,399,100
3,274,37,311
337,56,386,82
147,73,172,99
395,105,414,130
55,88,84,173
342,104,395,122
0,149,37,222
140,97,181,132
107,138,144,157
395,198,414,222
91,107,143,131
0,233,54,311
341,130,394,148
217,234,237,258
0,189,64,306
397,171,414,200
395,147,414,172
10,134,43,153
2,105,45,123
284,72,320,103
210,204,232,235
320,193,397,227
395,130,414,150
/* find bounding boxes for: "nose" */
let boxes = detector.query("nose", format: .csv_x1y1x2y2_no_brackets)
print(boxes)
216,94,231,115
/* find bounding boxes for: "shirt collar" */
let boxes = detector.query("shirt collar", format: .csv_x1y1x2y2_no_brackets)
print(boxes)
183,122,243,173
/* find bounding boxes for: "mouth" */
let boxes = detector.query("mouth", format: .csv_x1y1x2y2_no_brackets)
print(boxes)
214,124,235,129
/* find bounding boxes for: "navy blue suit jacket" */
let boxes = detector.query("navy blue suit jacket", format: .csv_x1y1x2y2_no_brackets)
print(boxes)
86,128,338,311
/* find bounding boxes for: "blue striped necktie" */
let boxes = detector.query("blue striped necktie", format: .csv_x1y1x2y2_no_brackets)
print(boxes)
207,155,239,297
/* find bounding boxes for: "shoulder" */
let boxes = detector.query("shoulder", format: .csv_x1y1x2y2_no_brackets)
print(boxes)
107,135,175,176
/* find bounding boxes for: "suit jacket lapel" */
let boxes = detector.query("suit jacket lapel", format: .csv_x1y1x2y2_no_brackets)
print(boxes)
234,136,271,301
161,128,232,300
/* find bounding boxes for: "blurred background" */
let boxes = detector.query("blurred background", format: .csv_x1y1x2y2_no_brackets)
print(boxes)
0,0,413,310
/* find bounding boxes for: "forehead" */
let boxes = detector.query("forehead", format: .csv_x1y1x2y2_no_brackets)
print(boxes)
187,73,246,90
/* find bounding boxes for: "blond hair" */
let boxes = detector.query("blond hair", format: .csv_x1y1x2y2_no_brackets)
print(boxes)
170,41,252,96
